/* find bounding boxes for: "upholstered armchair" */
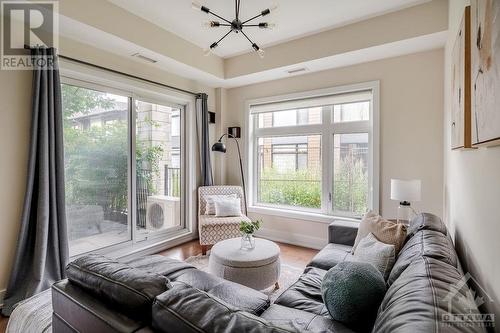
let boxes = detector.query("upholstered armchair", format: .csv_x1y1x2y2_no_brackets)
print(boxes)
198,186,250,255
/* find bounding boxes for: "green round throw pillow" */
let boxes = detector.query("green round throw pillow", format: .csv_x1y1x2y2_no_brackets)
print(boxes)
321,261,386,330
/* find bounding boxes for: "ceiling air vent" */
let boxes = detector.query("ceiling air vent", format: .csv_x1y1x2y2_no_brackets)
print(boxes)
131,53,158,64
286,67,308,75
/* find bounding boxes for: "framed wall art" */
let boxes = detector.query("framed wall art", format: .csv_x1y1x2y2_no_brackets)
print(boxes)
451,6,471,149
471,0,500,147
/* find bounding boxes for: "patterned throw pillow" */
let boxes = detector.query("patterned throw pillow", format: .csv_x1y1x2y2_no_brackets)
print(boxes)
204,194,237,215
353,233,396,280
352,211,407,255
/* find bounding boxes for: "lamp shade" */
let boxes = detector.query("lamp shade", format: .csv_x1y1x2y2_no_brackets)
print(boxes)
212,141,226,153
390,179,421,202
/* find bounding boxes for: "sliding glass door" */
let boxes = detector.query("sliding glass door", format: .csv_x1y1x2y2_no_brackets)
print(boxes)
134,99,184,241
62,83,132,256
62,80,186,256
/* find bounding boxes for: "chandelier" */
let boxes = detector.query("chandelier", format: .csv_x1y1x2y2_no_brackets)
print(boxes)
192,1,278,58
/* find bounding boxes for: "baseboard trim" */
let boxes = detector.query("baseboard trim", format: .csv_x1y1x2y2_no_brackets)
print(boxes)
256,228,327,250
117,232,198,261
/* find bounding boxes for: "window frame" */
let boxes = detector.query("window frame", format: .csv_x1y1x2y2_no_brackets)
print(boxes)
60,60,197,258
245,81,380,222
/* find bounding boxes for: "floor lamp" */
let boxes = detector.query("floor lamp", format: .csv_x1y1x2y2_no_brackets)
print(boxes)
212,133,248,215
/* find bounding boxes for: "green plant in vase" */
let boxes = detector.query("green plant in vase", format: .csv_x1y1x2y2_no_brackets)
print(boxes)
240,220,261,250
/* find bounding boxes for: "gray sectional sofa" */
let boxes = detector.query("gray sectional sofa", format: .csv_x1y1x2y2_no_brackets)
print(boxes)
51,213,489,332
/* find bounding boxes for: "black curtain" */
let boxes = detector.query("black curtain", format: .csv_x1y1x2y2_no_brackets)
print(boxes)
195,93,214,186
2,48,69,316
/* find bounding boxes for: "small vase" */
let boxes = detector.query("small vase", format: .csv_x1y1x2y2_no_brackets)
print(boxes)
241,233,255,250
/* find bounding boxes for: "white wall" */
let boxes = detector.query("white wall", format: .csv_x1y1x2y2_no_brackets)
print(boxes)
222,49,444,248
444,0,500,320
0,37,216,302
0,69,32,305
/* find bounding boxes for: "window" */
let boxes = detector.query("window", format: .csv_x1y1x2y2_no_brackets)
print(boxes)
62,84,131,254
258,107,322,128
248,83,378,219
333,101,369,122
62,76,188,256
332,133,369,214
258,135,321,209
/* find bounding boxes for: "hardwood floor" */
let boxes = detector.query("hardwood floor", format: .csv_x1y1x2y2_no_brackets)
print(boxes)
0,239,318,333
0,316,6,333
157,239,318,268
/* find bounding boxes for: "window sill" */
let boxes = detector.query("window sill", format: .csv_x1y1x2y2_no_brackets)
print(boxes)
248,205,360,224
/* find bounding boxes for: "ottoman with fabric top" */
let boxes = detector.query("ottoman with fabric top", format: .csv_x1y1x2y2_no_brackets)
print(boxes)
208,237,281,290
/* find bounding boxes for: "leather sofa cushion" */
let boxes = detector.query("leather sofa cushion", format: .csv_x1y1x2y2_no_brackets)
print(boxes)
374,257,486,333
172,268,270,315
66,254,170,321
122,255,195,279
152,282,292,333
307,243,353,271
408,212,447,237
275,267,329,316
261,304,355,333
388,229,459,285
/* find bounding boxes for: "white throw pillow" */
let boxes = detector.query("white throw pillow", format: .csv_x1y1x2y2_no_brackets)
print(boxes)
204,194,237,215
214,197,242,217
353,232,396,280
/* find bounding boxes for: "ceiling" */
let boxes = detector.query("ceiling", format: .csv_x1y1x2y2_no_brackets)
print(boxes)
108,0,429,58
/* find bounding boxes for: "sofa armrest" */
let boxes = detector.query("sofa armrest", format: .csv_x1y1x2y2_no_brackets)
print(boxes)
52,279,149,333
328,220,359,246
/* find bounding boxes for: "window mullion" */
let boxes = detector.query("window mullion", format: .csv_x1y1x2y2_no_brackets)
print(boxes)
321,106,332,215
130,95,137,243
254,124,323,137
332,121,370,134
252,115,258,206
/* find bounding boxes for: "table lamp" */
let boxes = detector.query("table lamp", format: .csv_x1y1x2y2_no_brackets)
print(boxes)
390,179,421,225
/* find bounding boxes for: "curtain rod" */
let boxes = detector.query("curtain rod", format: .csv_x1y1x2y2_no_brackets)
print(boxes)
58,54,200,97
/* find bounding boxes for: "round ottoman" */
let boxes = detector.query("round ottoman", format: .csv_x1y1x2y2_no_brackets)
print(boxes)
208,237,281,290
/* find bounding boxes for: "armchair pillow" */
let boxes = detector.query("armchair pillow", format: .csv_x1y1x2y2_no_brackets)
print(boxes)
204,194,238,215
215,197,242,217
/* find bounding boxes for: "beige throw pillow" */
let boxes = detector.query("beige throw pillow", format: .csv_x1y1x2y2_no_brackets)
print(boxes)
353,233,396,280
352,211,407,255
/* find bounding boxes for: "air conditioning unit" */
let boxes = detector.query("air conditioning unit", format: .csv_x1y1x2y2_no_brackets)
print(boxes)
146,195,180,231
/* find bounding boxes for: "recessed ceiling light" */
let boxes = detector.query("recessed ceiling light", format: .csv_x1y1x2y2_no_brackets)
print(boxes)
131,53,158,64
286,67,308,75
